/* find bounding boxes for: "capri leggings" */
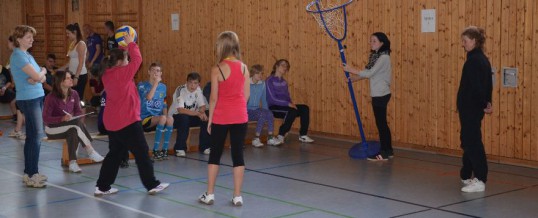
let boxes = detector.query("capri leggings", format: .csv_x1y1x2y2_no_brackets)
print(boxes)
208,123,247,167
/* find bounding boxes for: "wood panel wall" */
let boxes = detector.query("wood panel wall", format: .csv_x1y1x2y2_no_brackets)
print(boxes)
2,0,537,167
0,0,23,65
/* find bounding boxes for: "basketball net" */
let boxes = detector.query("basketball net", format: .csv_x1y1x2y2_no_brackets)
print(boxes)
306,0,353,41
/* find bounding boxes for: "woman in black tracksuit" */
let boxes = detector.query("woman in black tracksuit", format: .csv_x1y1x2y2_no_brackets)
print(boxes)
457,26,493,193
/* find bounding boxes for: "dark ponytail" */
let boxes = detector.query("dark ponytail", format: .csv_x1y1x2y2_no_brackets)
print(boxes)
66,23,83,43
98,48,127,79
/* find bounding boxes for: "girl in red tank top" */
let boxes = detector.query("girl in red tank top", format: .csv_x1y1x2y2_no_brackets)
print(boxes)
199,31,250,206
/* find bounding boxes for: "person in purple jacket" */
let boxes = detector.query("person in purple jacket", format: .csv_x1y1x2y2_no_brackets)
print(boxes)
43,71,104,173
266,59,314,144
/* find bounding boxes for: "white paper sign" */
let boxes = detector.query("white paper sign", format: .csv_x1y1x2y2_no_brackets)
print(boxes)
421,9,436,33
171,13,180,31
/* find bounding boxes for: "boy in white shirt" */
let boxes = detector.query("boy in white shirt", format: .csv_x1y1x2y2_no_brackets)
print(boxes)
169,72,210,156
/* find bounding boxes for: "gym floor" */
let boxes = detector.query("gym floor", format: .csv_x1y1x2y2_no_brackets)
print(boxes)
0,116,537,218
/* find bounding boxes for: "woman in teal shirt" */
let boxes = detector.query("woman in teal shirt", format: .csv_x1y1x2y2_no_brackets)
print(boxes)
10,25,47,188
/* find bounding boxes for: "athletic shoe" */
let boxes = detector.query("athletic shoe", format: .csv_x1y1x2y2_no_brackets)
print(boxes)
175,150,186,157
89,151,104,162
24,174,46,188
119,160,129,168
199,192,215,205
251,138,264,147
267,137,282,146
9,130,25,140
69,162,82,173
94,187,119,196
203,148,211,155
9,130,22,137
276,135,285,145
231,196,243,206
461,178,485,192
161,149,169,160
153,150,162,161
367,153,389,161
299,135,314,143
461,179,473,186
148,183,169,195
22,173,47,183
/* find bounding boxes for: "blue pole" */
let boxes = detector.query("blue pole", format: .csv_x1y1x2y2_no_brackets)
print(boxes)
337,41,367,144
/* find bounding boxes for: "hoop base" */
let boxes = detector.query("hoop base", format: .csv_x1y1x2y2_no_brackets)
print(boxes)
348,141,381,159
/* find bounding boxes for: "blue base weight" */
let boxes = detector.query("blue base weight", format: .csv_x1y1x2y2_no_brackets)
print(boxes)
348,141,381,159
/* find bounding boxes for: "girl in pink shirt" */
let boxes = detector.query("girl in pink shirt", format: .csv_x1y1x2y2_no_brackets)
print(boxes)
94,34,168,196
199,31,250,206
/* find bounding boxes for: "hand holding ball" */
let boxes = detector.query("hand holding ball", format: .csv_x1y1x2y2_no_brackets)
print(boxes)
115,25,137,47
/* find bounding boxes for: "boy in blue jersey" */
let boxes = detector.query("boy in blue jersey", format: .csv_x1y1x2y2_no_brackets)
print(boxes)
138,63,174,161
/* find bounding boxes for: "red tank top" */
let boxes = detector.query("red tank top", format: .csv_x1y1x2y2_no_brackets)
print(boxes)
212,60,248,124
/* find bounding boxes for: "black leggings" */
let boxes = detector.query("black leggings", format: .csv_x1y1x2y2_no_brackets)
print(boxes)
372,94,392,155
73,74,88,101
208,123,247,167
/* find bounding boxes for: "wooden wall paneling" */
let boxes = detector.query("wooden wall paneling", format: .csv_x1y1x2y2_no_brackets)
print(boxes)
429,0,439,147
26,0,46,64
410,0,420,145
424,0,434,146
513,0,525,159
399,0,410,143
504,0,518,157
531,0,538,161
0,0,23,64
437,0,448,148
521,0,533,160
447,1,462,150
499,0,509,157
392,0,402,143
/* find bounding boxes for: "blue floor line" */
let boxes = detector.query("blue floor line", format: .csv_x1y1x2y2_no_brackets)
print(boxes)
19,196,86,209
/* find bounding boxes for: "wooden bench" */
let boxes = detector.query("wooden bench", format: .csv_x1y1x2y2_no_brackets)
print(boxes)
244,118,284,145
43,133,106,167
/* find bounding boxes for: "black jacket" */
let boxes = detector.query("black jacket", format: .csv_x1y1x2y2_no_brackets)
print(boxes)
457,48,493,112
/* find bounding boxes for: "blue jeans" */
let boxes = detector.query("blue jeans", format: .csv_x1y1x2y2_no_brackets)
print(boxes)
17,96,44,177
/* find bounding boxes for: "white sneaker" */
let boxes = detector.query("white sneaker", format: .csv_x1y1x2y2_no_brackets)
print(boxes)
299,135,314,143
24,174,46,188
251,138,264,147
89,151,104,162
22,173,47,183
148,183,170,195
8,130,22,137
276,135,285,144
461,179,473,186
461,178,485,192
9,130,26,140
199,192,215,205
175,150,186,157
268,137,283,146
69,162,82,173
203,148,211,155
94,187,119,196
231,196,243,206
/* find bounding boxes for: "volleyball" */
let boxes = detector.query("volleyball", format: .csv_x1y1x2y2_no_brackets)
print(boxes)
115,25,138,47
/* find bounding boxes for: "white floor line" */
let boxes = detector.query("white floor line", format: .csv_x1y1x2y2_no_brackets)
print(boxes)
0,167,164,218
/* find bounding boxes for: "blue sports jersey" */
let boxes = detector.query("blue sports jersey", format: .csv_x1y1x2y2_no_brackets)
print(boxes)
138,81,167,118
